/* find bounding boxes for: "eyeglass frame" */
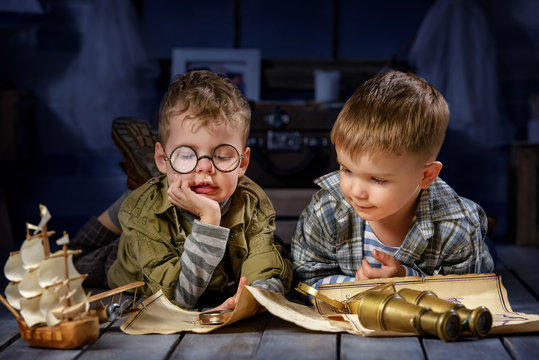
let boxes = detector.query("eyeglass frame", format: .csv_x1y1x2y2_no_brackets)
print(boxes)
163,144,245,174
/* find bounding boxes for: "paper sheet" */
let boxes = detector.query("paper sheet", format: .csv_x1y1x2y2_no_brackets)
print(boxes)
121,273,539,336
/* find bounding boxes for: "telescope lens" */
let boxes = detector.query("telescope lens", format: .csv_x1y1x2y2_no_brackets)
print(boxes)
476,310,493,337
444,314,461,340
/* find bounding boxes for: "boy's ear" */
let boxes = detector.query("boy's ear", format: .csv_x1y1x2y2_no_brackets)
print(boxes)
154,142,168,174
237,147,251,177
419,161,442,189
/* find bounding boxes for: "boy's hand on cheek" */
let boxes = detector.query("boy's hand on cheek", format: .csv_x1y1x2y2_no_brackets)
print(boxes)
168,175,221,226
355,250,406,280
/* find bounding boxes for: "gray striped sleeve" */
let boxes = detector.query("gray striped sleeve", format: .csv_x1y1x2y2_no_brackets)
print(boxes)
251,277,285,294
174,220,229,308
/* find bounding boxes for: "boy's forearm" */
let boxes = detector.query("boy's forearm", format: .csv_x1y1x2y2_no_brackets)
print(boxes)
174,220,229,308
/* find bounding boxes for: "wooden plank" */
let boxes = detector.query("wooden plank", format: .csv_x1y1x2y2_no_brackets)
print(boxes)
0,309,19,350
73,313,180,360
503,335,539,360
495,262,539,314
265,188,317,217
340,335,424,360
0,337,82,359
423,337,511,360
78,331,180,360
253,315,337,360
0,330,18,352
497,245,539,297
170,312,267,360
266,188,317,244
496,245,539,360
496,245,539,270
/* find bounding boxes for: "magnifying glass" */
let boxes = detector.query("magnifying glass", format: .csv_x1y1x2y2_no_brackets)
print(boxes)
198,309,233,325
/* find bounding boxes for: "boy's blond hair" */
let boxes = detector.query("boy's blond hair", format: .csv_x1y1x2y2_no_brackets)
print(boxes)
158,70,251,146
331,70,449,161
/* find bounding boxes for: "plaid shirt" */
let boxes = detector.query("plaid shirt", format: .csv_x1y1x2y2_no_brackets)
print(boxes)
291,171,494,286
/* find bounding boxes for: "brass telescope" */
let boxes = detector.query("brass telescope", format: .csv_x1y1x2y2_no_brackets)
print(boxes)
345,283,462,342
397,288,492,338
296,282,468,342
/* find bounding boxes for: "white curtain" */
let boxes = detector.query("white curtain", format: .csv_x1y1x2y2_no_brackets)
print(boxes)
408,0,514,146
45,0,157,152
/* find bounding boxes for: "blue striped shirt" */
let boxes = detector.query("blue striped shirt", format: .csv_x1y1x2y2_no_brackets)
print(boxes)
312,222,400,289
291,171,494,287
362,221,399,268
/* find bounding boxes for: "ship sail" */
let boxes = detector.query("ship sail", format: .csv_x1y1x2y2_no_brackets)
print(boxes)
2,205,91,328
4,251,25,282
20,234,45,270
32,204,51,236
4,282,21,310
17,267,42,298
19,295,46,327
39,250,82,288
41,276,88,326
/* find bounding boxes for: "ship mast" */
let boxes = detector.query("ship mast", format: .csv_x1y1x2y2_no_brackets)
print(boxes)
54,231,73,321
62,232,71,309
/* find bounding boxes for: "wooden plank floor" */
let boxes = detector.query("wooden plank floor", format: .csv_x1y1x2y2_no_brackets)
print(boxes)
0,245,538,360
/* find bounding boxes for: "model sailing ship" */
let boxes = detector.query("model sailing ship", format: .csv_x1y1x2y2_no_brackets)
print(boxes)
0,205,144,349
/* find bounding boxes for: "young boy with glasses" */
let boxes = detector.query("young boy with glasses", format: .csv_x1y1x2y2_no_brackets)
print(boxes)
291,70,494,290
82,70,291,310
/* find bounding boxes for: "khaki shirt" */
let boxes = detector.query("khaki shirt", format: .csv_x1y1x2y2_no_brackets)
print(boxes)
107,175,292,302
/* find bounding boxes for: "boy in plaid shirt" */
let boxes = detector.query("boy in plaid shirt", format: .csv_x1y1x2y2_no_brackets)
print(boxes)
291,70,494,289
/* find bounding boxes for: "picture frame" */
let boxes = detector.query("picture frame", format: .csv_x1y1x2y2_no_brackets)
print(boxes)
171,48,261,102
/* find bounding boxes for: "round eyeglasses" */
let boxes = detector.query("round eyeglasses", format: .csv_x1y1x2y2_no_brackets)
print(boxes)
164,144,243,174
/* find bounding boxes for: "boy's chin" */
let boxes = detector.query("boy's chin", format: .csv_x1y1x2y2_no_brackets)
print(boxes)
353,209,380,222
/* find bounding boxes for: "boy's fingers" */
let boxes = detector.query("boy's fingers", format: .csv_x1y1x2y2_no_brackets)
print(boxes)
355,268,363,281
210,297,236,312
362,258,371,269
224,297,237,309
236,276,248,297
355,259,371,280
372,249,390,265
361,258,374,277
373,249,398,269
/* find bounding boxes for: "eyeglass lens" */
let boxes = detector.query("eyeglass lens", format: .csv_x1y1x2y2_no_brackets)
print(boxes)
169,144,241,173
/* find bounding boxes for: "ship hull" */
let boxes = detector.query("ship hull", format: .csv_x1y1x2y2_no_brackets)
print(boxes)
17,316,100,349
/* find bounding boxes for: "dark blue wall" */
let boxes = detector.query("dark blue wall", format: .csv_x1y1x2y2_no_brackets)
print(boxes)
0,0,538,251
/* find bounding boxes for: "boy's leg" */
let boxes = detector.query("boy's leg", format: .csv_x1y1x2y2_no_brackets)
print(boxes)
70,191,129,253
70,216,118,258
70,191,130,288
74,237,119,288
97,210,121,235
69,215,119,288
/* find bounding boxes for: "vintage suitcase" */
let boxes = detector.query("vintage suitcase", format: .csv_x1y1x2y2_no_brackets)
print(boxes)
246,103,340,188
